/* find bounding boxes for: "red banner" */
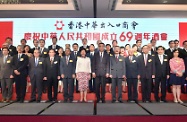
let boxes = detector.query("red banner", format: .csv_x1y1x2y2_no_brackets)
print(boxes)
179,22,187,46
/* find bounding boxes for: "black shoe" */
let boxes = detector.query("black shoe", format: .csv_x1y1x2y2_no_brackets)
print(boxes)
111,100,116,103
147,100,152,103
20,100,24,103
29,99,36,103
167,89,172,93
118,100,123,103
102,100,106,103
160,99,167,103
15,99,20,102
76,91,80,93
96,100,100,103
63,99,68,103
53,99,58,103
45,100,52,103
69,99,73,103
134,100,138,103
142,100,146,103
36,100,41,103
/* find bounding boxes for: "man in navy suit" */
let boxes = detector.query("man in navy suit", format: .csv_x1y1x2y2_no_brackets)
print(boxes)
71,43,80,93
48,37,61,55
110,40,118,55
79,38,90,53
87,44,96,93
154,46,169,102
60,48,76,103
92,43,109,103
138,45,155,102
125,49,140,103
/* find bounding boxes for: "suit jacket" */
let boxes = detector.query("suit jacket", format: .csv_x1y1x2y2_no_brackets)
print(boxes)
8,45,17,56
70,51,80,62
0,56,13,79
107,55,126,78
179,48,187,59
110,48,115,55
138,54,155,79
155,54,169,78
165,48,173,61
60,55,75,78
125,56,140,79
184,57,187,77
79,45,90,53
39,48,48,58
92,51,109,77
12,54,29,76
48,45,61,55
44,56,60,78
30,47,40,54
28,57,45,80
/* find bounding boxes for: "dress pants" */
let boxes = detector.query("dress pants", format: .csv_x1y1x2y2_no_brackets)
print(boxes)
0,78,13,100
127,78,138,101
63,78,74,100
95,76,106,101
30,75,43,100
140,78,152,101
154,77,166,101
89,77,95,92
15,74,27,101
47,76,58,100
111,78,122,101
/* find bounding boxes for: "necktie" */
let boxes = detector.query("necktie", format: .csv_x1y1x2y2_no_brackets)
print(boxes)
116,55,118,62
144,54,147,66
3,56,6,64
129,56,132,62
35,58,38,67
90,52,93,57
100,52,103,62
18,54,21,60
40,48,43,54
159,55,163,64
74,52,77,57
66,56,69,65
50,58,53,65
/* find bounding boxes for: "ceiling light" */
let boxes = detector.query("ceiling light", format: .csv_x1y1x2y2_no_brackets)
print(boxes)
163,0,168,3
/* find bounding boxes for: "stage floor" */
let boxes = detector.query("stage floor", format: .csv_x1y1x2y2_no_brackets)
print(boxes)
0,101,187,116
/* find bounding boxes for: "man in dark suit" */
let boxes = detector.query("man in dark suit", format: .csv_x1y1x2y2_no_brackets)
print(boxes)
110,40,118,55
92,43,109,103
60,48,75,103
12,45,29,103
125,49,140,103
39,39,48,59
154,46,169,102
0,47,14,102
136,40,142,53
79,38,90,53
87,44,96,93
28,49,45,103
150,39,157,53
107,46,126,103
30,39,40,54
138,45,155,102
165,40,175,93
44,49,60,102
39,39,48,93
71,43,80,93
48,37,61,55
5,37,17,56
94,40,102,53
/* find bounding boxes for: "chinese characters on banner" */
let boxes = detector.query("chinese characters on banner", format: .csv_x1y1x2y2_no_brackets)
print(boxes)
24,20,168,42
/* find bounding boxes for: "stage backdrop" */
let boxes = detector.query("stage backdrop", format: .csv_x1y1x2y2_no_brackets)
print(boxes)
0,18,187,48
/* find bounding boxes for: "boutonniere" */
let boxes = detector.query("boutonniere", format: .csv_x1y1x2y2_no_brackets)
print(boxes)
44,52,47,54
110,54,113,56
69,60,73,62
132,60,136,63
86,48,89,51
39,62,42,64
164,59,168,61
119,59,123,62
148,59,152,62
55,49,58,51
7,60,11,63
9,49,12,52
152,54,155,56
20,58,24,61
54,61,58,64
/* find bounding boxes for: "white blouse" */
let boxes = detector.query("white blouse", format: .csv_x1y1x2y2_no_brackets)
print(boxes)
75,57,91,73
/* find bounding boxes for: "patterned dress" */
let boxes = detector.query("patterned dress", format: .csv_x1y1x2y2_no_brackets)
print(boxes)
77,72,91,91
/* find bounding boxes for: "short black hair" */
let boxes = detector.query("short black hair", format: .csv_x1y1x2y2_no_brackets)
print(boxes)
49,49,56,53
52,37,57,41
150,39,156,43
125,44,130,48
65,48,71,52
120,46,125,49
156,46,165,50
142,45,147,49
136,40,142,43
5,37,12,41
173,49,180,54
168,40,174,45
33,39,38,43
39,39,45,43
132,44,137,48
174,39,179,43
2,47,9,51
21,39,27,43
73,43,79,46
99,42,105,46
112,40,118,44
90,44,95,47
106,44,111,47
183,40,187,45
80,48,87,53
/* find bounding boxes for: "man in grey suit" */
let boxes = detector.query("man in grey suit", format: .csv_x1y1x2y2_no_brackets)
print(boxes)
138,45,155,102
107,46,126,103
28,49,45,103
125,49,140,103
60,48,75,103
0,47,14,102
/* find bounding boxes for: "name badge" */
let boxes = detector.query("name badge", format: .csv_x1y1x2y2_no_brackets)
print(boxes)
148,59,152,62
54,61,58,64
69,60,73,62
55,49,58,52
7,60,11,63
152,54,155,56
9,49,12,52
164,59,168,61
110,54,113,56
39,62,42,64
132,60,136,63
119,59,123,62
86,48,89,51
20,58,24,61
44,52,47,54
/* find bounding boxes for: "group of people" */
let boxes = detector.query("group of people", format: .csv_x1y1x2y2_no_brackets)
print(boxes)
0,37,187,104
